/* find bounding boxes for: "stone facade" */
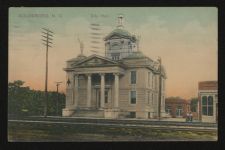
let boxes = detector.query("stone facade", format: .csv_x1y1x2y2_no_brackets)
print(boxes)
62,16,167,119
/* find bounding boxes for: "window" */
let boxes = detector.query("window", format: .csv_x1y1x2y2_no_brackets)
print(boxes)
166,106,171,115
202,96,213,116
152,74,154,89
152,93,154,105
105,91,108,103
148,72,151,87
176,106,183,117
130,91,136,104
131,71,136,84
148,112,151,118
148,91,152,105
130,112,136,118
202,96,207,115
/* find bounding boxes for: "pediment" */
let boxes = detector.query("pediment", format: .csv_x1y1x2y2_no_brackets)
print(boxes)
72,55,118,67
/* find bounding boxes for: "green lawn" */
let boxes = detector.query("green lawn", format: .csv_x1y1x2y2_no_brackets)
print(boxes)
8,121,217,141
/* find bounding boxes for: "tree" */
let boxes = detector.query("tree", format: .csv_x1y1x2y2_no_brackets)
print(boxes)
8,80,65,116
8,80,30,115
190,97,198,112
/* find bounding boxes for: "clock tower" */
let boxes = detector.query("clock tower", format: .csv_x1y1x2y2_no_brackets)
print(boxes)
104,15,138,60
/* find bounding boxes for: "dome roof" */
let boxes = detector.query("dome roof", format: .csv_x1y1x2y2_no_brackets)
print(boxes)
111,28,131,36
104,28,136,41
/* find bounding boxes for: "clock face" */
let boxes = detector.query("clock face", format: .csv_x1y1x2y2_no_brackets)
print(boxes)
111,42,121,50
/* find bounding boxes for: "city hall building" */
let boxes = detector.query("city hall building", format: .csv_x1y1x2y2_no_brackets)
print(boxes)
62,16,167,119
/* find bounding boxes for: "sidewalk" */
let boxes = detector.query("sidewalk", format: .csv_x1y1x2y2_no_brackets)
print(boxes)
29,115,200,123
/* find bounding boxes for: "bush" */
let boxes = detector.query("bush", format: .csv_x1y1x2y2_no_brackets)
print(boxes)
8,80,65,116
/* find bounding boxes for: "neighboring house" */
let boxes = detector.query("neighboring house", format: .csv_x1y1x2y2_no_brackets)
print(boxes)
198,81,218,123
165,97,190,118
62,16,167,119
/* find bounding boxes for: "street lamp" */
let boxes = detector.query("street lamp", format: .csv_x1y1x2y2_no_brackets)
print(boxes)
55,81,62,116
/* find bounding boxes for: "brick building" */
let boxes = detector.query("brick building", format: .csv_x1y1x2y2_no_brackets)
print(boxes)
198,81,218,123
165,97,190,118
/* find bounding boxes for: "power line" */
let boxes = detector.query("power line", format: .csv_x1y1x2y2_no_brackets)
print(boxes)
41,27,54,118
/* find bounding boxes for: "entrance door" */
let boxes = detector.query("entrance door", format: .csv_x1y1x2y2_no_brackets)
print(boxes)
95,89,109,108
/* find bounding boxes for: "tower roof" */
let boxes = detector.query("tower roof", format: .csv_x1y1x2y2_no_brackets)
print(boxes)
104,28,136,41
104,28,137,42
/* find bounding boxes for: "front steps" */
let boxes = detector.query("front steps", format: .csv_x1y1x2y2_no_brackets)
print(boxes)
72,109,104,118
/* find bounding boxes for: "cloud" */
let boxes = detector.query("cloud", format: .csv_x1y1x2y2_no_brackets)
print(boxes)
128,16,217,99
8,12,217,99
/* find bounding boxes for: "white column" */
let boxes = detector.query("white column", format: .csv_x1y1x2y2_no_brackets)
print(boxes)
114,73,119,108
74,74,79,108
87,74,92,108
100,73,105,108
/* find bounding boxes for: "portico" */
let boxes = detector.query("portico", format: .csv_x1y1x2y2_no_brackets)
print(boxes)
62,55,125,117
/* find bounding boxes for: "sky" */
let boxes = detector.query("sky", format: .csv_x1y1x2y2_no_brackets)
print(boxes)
8,7,218,99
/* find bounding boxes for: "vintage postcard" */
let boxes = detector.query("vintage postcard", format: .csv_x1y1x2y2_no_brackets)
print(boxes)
8,7,217,141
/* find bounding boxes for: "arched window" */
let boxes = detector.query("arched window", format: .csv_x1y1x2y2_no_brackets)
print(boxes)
202,96,207,115
202,96,213,116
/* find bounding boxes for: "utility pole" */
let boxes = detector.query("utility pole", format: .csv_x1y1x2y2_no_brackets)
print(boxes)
55,81,62,116
158,57,162,121
42,28,53,117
